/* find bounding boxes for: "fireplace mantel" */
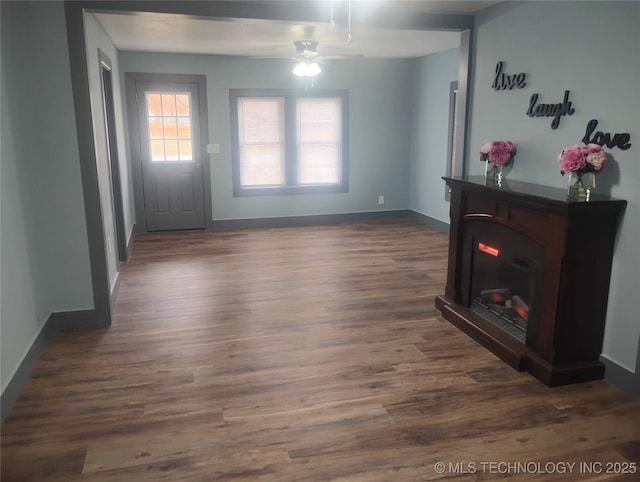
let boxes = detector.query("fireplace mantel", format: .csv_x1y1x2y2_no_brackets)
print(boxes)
436,175,627,386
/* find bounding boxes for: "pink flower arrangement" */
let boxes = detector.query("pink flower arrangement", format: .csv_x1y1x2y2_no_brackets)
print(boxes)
479,140,516,166
558,144,607,175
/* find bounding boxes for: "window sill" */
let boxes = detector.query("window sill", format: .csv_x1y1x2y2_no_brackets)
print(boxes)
233,183,348,197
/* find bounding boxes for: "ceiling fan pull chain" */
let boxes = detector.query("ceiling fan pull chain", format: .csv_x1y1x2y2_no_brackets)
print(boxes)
347,0,352,42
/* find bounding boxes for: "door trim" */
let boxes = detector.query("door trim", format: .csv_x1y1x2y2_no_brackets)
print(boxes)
125,72,212,232
98,49,128,260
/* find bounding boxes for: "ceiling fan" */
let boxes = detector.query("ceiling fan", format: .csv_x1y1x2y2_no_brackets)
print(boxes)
252,39,363,77
291,40,324,77
292,39,363,62
251,0,357,79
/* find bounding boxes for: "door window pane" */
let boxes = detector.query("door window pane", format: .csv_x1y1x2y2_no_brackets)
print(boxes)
179,140,193,160
162,117,178,138
145,92,193,161
148,117,163,138
164,139,179,161
176,94,190,116
147,94,162,116
161,94,176,116
150,139,165,161
177,117,191,139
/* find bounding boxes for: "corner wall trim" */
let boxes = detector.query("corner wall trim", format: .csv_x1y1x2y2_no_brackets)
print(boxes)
211,210,411,230
110,271,121,312
1,309,107,422
636,334,640,378
126,223,135,259
64,2,112,327
601,355,640,399
409,210,450,233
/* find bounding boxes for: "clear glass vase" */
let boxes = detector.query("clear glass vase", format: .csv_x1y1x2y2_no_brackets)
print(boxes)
485,161,503,186
567,172,592,201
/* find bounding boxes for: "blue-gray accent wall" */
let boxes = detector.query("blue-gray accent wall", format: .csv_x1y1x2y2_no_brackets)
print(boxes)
468,1,640,374
409,47,461,223
119,53,415,221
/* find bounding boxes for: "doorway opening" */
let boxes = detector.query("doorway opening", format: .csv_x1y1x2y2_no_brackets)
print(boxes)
99,49,127,261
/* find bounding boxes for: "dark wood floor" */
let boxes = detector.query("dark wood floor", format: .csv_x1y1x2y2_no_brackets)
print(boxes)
2,220,639,481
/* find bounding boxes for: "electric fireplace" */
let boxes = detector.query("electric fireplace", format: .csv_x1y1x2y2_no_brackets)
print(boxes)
436,176,626,386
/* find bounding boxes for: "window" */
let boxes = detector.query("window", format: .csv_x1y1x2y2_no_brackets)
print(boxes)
230,89,349,196
145,92,193,161
297,98,342,185
237,97,285,186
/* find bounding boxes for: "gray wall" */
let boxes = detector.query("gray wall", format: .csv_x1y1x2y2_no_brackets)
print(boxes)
0,1,94,392
84,13,135,293
119,53,414,220
409,48,460,222
468,1,640,372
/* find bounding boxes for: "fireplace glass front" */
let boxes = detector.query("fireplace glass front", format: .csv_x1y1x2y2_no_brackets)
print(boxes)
462,224,544,347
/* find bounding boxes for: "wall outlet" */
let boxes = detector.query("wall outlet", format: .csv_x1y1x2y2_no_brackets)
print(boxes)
378,195,385,205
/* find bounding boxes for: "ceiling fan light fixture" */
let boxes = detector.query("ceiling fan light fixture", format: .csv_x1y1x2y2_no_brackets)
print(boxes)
292,60,322,77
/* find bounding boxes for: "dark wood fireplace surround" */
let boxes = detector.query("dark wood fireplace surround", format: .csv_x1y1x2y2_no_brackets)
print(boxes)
436,176,626,386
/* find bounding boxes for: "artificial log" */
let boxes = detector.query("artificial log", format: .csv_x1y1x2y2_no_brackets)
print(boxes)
480,287,512,304
511,295,529,322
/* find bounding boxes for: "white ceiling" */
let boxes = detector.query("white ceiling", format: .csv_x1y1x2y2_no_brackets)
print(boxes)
94,1,501,59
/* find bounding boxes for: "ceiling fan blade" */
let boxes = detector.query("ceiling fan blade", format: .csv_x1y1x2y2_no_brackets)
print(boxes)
322,53,365,60
249,55,297,60
301,49,321,59
251,39,364,63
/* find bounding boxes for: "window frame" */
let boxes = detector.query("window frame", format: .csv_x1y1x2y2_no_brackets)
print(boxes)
230,89,349,197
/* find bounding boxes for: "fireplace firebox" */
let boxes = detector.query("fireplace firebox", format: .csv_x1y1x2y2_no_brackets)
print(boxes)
463,224,544,347
436,176,626,386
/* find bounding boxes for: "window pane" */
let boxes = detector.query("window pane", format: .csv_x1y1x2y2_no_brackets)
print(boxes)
239,98,282,142
240,145,284,186
150,140,165,161
298,144,340,184
298,99,341,142
237,98,284,187
164,139,179,161
147,94,162,116
161,94,176,115
176,94,190,116
179,140,193,161
162,117,178,138
297,98,342,185
177,117,191,138
148,117,163,139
